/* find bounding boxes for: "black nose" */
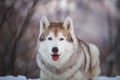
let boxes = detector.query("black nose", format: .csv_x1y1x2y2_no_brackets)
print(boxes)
52,47,58,53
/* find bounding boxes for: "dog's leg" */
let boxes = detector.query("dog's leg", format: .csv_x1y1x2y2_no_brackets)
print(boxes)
88,44,101,79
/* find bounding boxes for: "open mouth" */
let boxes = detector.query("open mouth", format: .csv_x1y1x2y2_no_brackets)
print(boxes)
51,54,60,61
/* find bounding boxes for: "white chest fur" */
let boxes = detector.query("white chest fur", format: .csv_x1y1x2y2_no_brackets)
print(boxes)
40,69,88,80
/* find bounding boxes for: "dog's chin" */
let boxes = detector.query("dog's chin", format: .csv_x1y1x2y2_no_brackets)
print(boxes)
51,53,61,61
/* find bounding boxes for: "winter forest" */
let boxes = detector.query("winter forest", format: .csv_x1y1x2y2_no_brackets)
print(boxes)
0,0,120,79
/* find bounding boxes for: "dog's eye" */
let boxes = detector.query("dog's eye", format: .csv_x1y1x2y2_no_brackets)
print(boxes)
48,37,52,40
59,38,64,41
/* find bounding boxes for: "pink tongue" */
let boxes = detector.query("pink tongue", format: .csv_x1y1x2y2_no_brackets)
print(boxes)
52,55,59,61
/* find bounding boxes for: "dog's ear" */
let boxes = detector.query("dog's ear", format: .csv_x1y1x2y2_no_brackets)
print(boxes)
63,17,73,32
63,17,77,43
40,16,49,33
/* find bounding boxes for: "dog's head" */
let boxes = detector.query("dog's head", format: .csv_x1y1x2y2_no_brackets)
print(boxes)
38,16,77,64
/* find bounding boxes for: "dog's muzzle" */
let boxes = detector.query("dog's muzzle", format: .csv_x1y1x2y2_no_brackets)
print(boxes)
51,47,60,61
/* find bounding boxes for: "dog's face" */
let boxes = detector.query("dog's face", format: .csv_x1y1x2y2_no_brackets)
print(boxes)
38,16,76,64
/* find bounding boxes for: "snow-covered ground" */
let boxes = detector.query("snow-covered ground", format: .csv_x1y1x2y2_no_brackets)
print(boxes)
0,75,120,80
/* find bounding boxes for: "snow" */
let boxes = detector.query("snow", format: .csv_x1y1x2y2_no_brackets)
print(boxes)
94,76,120,80
28,78,40,80
0,75,120,80
0,75,26,80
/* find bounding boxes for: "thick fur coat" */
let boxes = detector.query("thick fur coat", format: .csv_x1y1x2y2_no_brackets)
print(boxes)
36,16,101,80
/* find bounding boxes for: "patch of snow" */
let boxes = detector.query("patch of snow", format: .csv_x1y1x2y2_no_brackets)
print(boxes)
0,75,26,80
28,78,40,80
94,76,120,80
0,75,120,80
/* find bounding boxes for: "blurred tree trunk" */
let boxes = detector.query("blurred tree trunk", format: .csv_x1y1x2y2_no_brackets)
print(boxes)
0,0,40,78
107,0,120,75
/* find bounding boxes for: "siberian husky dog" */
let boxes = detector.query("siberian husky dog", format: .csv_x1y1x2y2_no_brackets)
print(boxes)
36,16,100,80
